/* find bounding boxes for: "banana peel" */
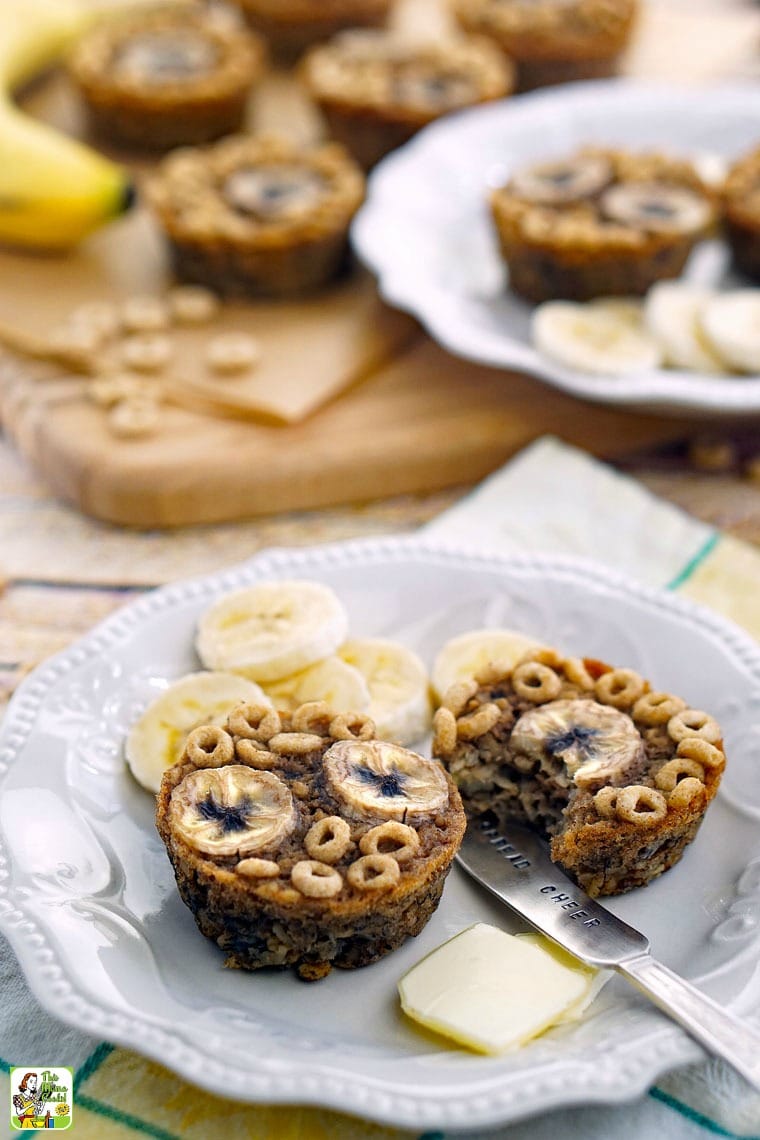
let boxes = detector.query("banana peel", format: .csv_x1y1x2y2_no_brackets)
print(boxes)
0,0,135,252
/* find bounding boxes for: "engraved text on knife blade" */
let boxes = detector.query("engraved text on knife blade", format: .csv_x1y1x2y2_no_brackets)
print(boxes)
481,819,601,928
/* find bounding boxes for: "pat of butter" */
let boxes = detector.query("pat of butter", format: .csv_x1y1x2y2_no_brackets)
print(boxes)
516,932,611,1024
398,923,601,1055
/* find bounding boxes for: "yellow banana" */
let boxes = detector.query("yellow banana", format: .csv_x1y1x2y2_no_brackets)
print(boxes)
0,0,134,252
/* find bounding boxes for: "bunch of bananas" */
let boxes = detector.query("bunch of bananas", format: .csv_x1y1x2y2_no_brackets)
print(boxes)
0,0,135,251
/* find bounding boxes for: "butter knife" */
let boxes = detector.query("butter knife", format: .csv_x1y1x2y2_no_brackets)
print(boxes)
456,816,760,1091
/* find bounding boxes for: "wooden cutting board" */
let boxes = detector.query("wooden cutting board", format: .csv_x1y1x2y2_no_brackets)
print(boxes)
0,335,699,526
0,1,753,528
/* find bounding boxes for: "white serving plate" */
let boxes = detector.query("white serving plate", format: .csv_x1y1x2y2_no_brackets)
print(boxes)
352,82,760,417
1,538,760,1132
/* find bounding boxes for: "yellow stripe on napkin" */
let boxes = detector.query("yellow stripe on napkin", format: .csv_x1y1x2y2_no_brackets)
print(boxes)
676,534,760,641
75,1049,412,1140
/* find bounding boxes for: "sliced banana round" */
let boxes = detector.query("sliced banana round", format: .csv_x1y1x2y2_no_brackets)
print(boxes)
169,765,295,858
644,282,725,373
262,655,370,714
431,629,542,702
338,638,431,745
590,297,645,327
393,67,477,112
510,154,613,205
323,739,449,820
699,291,760,374
196,580,349,683
511,699,643,788
126,671,272,794
115,30,218,85
599,182,712,235
223,166,326,222
692,152,728,189
532,302,663,376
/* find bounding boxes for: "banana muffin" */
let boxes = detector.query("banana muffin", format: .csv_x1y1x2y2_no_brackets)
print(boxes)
156,701,466,980
234,0,391,60
491,148,716,302
146,134,365,296
69,4,265,152
432,649,726,896
302,31,514,170
452,0,638,91
723,147,760,282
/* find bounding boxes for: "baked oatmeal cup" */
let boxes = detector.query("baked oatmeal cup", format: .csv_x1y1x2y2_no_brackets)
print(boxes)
491,147,716,302
723,147,760,282
234,0,391,60
432,648,726,897
302,30,514,170
156,701,466,980
145,134,365,296
452,0,639,91
69,3,266,152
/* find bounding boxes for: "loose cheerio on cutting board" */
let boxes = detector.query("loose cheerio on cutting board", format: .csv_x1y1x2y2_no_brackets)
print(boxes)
0,230,689,527
0,214,414,426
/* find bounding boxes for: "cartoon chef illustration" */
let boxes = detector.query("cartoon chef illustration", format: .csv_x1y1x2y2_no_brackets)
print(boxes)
12,1072,47,1129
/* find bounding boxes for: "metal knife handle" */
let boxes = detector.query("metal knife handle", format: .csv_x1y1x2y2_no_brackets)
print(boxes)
620,953,760,1092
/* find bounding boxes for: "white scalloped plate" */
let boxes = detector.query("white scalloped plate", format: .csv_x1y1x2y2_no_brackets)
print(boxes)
352,82,760,417
1,539,760,1132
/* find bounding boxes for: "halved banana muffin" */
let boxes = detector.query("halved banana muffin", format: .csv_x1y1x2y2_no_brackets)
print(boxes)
69,4,265,152
432,649,726,896
302,31,514,170
723,147,760,282
234,0,391,61
491,148,716,302
145,134,365,296
452,0,638,91
156,701,466,979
